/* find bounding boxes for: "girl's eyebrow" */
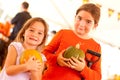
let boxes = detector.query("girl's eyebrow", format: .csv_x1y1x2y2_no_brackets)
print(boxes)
77,15,93,20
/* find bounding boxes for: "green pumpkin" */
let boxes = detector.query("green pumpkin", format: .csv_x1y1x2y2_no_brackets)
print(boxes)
63,46,85,59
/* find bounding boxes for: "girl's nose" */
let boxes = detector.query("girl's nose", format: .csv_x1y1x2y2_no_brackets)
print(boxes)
32,32,38,37
79,20,86,27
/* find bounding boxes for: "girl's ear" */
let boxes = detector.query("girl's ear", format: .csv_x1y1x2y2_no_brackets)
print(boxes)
94,23,98,29
74,15,77,21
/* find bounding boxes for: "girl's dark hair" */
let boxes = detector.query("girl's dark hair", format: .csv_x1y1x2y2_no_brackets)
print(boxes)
76,3,100,24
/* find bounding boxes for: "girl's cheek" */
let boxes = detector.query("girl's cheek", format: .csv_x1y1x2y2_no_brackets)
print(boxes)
74,22,79,27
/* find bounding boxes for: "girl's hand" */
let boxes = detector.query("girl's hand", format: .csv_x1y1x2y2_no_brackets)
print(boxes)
57,50,70,67
68,57,85,71
25,56,42,71
30,62,44,80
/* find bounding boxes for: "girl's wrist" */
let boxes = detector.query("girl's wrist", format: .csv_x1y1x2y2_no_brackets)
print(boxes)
22,63,29,72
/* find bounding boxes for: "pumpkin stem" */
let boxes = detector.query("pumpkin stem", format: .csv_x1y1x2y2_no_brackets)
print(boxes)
75,43,80,49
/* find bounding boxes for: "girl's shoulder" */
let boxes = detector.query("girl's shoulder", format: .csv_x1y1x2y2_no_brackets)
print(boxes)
59,29,72,32
57,29,73,35
9,42,24,53
9,42,23,48
10,42,22,46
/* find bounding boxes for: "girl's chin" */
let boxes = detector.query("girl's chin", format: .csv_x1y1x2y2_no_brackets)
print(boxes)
76,31,84,35
28,41,38,45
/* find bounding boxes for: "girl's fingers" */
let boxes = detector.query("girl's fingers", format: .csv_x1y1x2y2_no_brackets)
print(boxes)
69,58,77,66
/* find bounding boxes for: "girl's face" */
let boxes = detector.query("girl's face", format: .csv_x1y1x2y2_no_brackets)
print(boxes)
24,21,45,46
74,10,97,37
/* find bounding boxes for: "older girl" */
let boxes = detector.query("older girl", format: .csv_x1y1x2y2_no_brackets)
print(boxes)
42,3,101,80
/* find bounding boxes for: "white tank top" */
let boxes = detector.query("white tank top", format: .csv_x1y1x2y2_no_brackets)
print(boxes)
0,42,46,80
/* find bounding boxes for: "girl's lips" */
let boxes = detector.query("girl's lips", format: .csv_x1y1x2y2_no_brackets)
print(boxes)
29,37,37,41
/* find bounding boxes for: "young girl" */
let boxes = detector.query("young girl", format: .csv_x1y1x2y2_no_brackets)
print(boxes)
42,3,101,80
0,17,48,80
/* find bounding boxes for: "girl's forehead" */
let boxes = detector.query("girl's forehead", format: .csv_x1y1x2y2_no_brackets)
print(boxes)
28,22,45,31
77,10,94,20
30,21,44,27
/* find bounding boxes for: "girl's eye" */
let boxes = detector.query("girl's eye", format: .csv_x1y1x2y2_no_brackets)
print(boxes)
38,32,42,34
29,29,34,32
77,16,81,21
86,20,94,25
38,31,44,35
87,20,91,24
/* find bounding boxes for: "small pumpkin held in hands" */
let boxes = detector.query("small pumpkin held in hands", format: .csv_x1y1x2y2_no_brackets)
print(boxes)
63,44,85,59
20,49,43,64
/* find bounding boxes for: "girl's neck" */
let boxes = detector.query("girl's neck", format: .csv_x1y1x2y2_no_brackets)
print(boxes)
22,42,38,50
73,31,91,39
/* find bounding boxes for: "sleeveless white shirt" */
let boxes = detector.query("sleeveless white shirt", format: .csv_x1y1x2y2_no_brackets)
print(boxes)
0,42,46,80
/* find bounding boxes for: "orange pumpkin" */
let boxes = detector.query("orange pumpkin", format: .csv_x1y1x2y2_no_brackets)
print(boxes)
19,49,43,64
